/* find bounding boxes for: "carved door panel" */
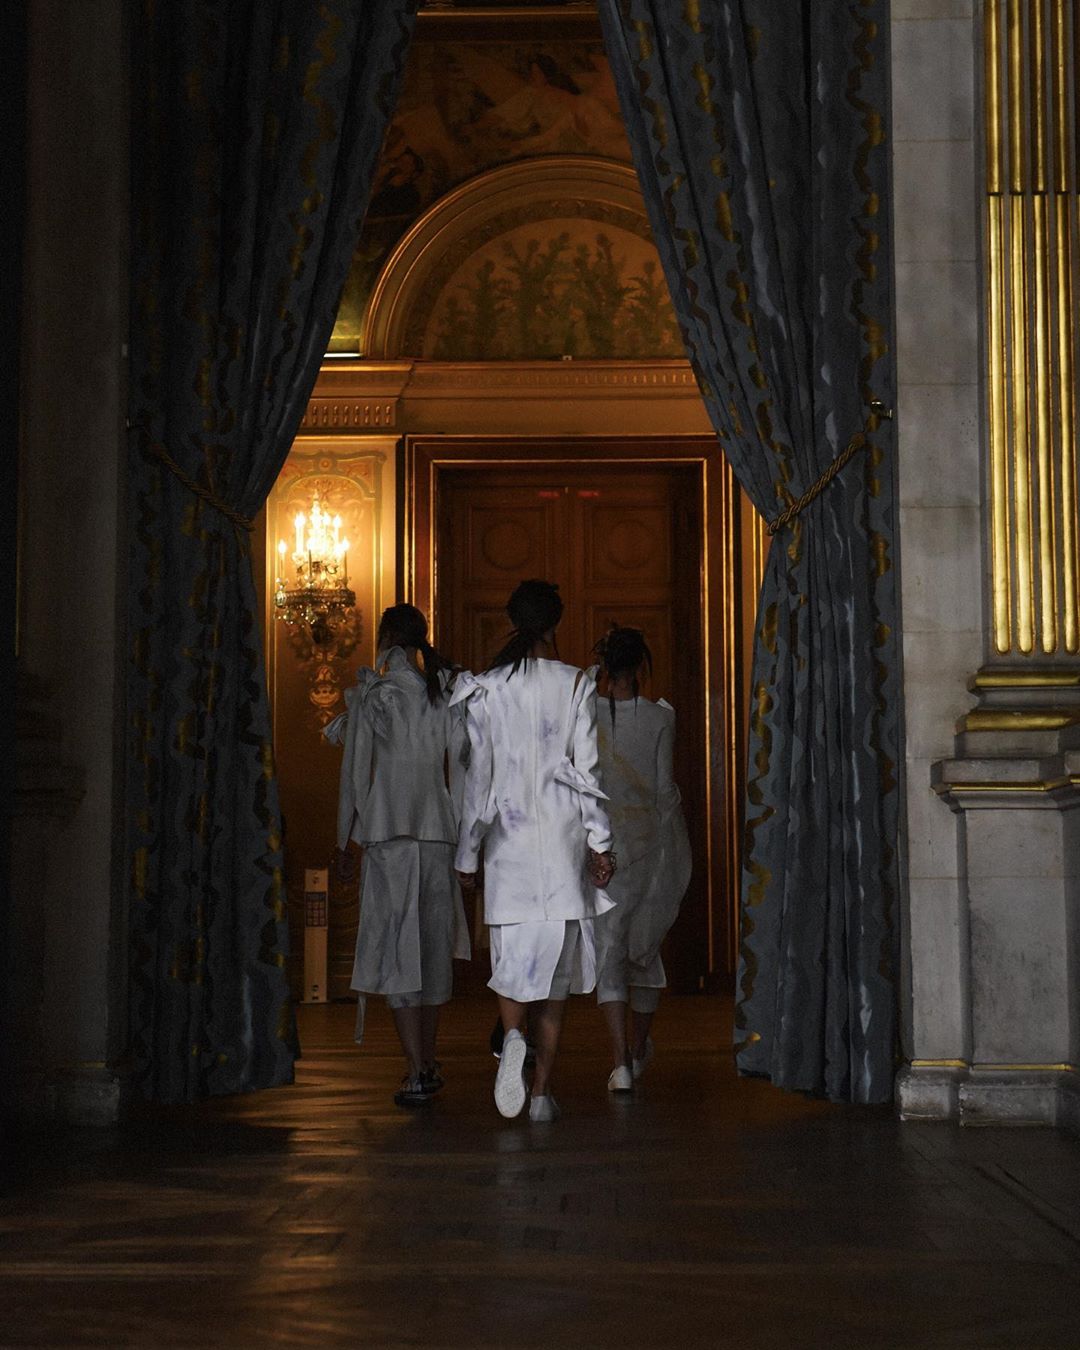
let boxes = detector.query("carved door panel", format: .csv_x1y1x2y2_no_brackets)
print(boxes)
437,462,708,992
438,479,568,672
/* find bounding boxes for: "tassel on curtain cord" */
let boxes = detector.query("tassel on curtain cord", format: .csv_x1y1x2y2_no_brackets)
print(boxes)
765,399,894,537
128,421,256,533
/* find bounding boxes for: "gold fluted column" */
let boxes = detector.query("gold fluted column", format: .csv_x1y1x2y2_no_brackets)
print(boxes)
983,0,1079,663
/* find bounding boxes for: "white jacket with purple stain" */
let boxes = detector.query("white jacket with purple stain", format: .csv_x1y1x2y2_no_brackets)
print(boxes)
451,658,615,926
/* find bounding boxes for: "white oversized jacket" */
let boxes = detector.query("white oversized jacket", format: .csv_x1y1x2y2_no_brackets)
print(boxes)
451,658,615,926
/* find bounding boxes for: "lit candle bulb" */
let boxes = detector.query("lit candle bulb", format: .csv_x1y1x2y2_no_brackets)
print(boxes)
294,512,305,556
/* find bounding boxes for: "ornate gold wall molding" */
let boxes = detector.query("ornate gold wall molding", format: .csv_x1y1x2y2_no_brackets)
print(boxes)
984,0,1079,656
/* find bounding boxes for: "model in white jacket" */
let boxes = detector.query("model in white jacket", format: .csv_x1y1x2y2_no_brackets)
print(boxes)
453,580,616,1122
325,604,469,1108
591,628,691,1092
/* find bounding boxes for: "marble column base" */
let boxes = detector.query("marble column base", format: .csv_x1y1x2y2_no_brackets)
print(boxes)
898,1064,1080,1134
921,678,1080,1138
46,1066,126,1127
5,1064,126,1127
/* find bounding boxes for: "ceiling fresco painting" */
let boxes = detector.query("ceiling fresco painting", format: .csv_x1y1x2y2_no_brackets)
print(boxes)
332,38,646,353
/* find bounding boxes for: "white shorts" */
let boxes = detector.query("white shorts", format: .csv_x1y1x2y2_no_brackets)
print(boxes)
488,918,596,1002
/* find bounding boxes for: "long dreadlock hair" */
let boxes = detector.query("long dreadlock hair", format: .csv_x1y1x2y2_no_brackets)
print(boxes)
487,579,564,678
592,625,653,733
376,603,452,706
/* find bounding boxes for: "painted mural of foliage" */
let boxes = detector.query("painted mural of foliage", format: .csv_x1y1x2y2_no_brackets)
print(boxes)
429,231,681,359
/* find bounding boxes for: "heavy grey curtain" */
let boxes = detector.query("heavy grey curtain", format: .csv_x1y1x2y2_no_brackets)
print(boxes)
127,1,416,1103
599,1,900,1102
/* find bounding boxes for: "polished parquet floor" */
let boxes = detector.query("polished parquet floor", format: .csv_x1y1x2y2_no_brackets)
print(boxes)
3,994,1080,1349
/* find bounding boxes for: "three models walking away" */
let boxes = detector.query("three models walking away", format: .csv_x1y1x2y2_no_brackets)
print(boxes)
591,627,691,1092
325,604,470,1108
453,580,616,1122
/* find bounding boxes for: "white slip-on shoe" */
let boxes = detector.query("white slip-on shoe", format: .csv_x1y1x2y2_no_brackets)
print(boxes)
607,1064,633,1092
631,1037,655,1082
528,1093,560,1123
494,1028,528,1118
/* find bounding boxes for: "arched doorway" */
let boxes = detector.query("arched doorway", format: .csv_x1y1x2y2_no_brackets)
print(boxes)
267,154,766,1000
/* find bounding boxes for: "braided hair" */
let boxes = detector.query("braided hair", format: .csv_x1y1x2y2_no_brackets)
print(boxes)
376,603,452,706
592,625,652,732
488,579,564,678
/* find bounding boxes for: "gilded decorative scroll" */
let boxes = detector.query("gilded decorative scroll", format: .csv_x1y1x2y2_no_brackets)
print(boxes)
984,0,1080,655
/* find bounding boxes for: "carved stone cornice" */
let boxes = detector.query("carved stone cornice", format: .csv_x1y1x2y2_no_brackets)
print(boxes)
297,361,413,433
299,400,398,432
932,751,1080,812
298,358,707,437
402,359,702,400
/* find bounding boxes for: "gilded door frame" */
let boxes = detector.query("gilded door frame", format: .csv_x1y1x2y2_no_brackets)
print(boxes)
403,432,745,982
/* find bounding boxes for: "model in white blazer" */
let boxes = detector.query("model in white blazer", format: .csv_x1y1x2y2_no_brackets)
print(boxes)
453,579,615,1123
452,658,615,924
325,605,469,1109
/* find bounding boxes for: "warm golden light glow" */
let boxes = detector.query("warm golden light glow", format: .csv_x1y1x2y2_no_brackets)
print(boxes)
274,490,356,645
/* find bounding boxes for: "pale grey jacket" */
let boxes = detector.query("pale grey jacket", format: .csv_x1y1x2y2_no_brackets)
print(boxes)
325,647,466,849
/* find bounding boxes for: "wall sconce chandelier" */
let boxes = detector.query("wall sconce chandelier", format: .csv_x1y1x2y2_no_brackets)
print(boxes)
274,491,356,647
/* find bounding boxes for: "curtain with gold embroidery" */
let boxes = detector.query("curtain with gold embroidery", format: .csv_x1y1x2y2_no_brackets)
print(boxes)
127,1,417,1102
599,0,900,1102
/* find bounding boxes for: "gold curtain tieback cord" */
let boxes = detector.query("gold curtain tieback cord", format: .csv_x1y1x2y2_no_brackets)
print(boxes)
129,422,255,533
766,400,893,537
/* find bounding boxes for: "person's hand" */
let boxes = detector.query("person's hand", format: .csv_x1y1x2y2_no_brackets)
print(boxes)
334,844,359,884
587,849,616,888
456,870,478,891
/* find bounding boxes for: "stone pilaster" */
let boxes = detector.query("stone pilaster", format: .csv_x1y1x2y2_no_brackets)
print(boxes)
900,675,1080,1128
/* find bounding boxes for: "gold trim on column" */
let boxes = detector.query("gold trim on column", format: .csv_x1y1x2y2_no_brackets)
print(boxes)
970,666,1080,688
984,0,1079,657
959,707,1080,730
910,1058,1078,1072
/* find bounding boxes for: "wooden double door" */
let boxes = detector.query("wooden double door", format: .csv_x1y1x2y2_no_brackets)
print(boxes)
436,461,709,992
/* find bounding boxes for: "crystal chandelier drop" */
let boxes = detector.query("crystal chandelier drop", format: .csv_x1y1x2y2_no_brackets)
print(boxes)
274,491,356,647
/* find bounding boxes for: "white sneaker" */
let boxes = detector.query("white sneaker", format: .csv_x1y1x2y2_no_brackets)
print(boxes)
528,1093,561,1123
494,1028,528,1118
632,1037,655,1081
607,1064,633,1092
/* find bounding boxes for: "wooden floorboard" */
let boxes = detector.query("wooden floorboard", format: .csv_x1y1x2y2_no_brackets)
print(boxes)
2,994,1079,1348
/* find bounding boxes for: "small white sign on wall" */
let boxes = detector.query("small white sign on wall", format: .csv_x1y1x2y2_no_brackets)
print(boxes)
303,867,329,1004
